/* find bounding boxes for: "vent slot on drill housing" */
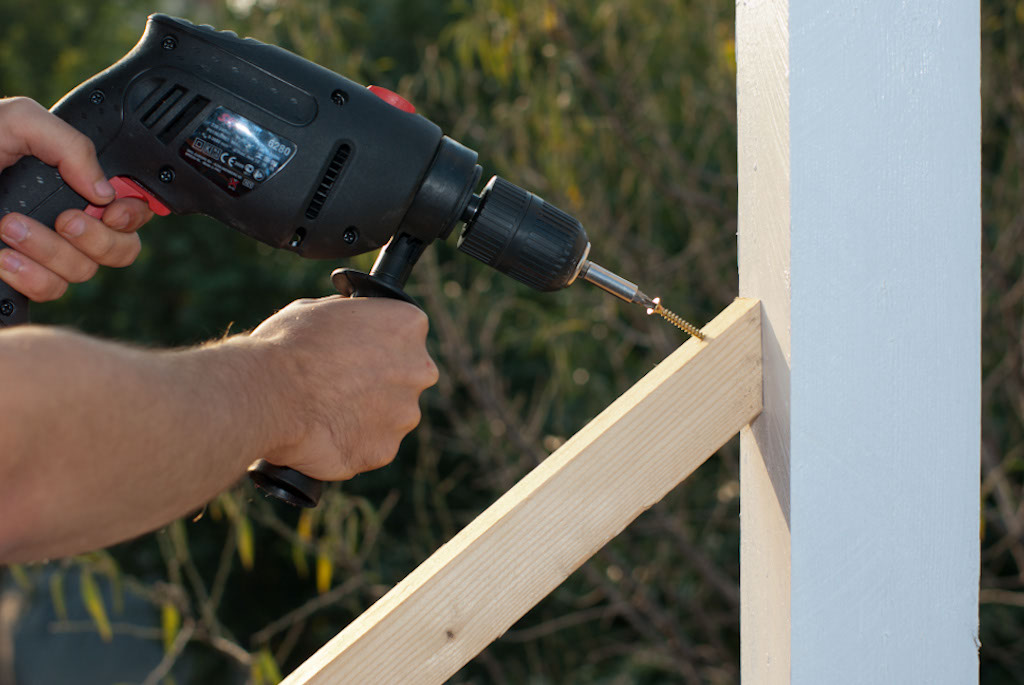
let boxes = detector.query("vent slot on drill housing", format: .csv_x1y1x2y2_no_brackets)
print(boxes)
158,96,210,144
141,85,187,128
305,143,351,220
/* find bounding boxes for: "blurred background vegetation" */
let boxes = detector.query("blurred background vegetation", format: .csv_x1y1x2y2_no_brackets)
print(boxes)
0,0,1018,683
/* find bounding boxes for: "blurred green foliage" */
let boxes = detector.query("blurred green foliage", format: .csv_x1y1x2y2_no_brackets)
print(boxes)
0,0,1020,683
980,2,1024,683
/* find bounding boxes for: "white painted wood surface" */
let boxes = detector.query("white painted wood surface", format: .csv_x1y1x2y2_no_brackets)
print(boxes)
737,1,980,683
281,298,762,684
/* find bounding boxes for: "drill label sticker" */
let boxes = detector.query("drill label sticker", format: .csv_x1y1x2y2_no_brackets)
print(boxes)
180,106,296,196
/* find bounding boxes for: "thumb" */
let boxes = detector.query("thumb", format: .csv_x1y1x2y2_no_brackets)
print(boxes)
0,97,115,206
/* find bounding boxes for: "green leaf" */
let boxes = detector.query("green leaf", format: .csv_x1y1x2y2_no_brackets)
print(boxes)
169,519,189,559
250,661,265,685
291,541,309,579
296,508,315,542
79,568,112,642
236,516,255,571
93,550,124,614
344,511,359,557
49,571,67,621
258,648,283,684
161,603,181,653
208,494,225,521
8,564,32,592
218,492,239,519
315,545,333,595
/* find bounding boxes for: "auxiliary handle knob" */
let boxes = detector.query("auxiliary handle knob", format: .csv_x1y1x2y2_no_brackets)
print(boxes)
247,461,323,508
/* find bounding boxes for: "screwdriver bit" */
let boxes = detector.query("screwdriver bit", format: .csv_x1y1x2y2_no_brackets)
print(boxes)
576,261,705,340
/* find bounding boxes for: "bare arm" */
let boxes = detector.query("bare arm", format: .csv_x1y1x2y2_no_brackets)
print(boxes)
0,97,437,562
0,296,438,562
0,326,277,561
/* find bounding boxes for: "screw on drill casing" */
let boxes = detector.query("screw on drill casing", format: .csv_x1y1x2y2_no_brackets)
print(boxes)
646,297,705,340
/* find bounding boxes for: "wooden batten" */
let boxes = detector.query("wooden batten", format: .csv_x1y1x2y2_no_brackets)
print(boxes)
281,297,762,685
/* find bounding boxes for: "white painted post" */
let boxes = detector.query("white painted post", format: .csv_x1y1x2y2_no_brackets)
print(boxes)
737,1,980,683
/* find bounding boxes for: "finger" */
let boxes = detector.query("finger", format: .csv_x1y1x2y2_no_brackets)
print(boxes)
1,213,98,283
101,198,154,233
0,248,69,303
55,210,142,268
0,97,115,206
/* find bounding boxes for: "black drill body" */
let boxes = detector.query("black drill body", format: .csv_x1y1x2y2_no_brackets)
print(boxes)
0,14,596,506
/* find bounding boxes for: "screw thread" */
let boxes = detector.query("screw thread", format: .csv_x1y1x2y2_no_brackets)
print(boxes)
647,299,705,340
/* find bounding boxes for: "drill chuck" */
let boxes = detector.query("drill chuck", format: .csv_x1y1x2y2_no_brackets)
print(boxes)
457,176,590,291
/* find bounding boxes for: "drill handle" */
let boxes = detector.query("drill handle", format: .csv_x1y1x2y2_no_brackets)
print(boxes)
0,157,95,327
248,235,423,508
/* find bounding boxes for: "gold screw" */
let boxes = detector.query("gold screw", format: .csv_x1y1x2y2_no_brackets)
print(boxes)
647,298,705,340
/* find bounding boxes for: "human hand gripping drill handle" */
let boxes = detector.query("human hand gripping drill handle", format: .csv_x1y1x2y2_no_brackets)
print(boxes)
0,14,701,507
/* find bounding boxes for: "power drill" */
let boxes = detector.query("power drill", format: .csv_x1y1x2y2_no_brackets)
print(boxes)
0,14,696,507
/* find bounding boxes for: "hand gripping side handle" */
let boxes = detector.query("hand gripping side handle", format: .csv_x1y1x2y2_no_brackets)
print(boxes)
247,234,425,508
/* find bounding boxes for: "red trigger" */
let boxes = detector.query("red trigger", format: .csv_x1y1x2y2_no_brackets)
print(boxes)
84,177,171,219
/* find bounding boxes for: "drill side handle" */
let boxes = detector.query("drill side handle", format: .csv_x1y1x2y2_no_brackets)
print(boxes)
248,235,423,508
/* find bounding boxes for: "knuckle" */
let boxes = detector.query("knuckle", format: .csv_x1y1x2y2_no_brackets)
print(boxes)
114,235,142,266
27,274,68,303
132,203,156,229
416,357,439,388
100,234,140,267
71,135,97,159
56,208,80,226
67,259,98,283
369,443,400,471
100,206,128,231
280,298,316,316
407,306,430,334
401,406,422,432
23,226,62,264
105,200,151,232
45,277,69,302
6,96,41,119
385,301,427,332
86,227,118,263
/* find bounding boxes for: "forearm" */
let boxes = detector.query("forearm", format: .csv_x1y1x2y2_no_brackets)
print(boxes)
0,326,288,562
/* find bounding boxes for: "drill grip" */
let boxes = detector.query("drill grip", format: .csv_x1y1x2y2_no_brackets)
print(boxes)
0,156,93,327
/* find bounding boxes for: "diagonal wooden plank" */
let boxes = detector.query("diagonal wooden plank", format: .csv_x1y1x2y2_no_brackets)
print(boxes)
282,297,762,685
